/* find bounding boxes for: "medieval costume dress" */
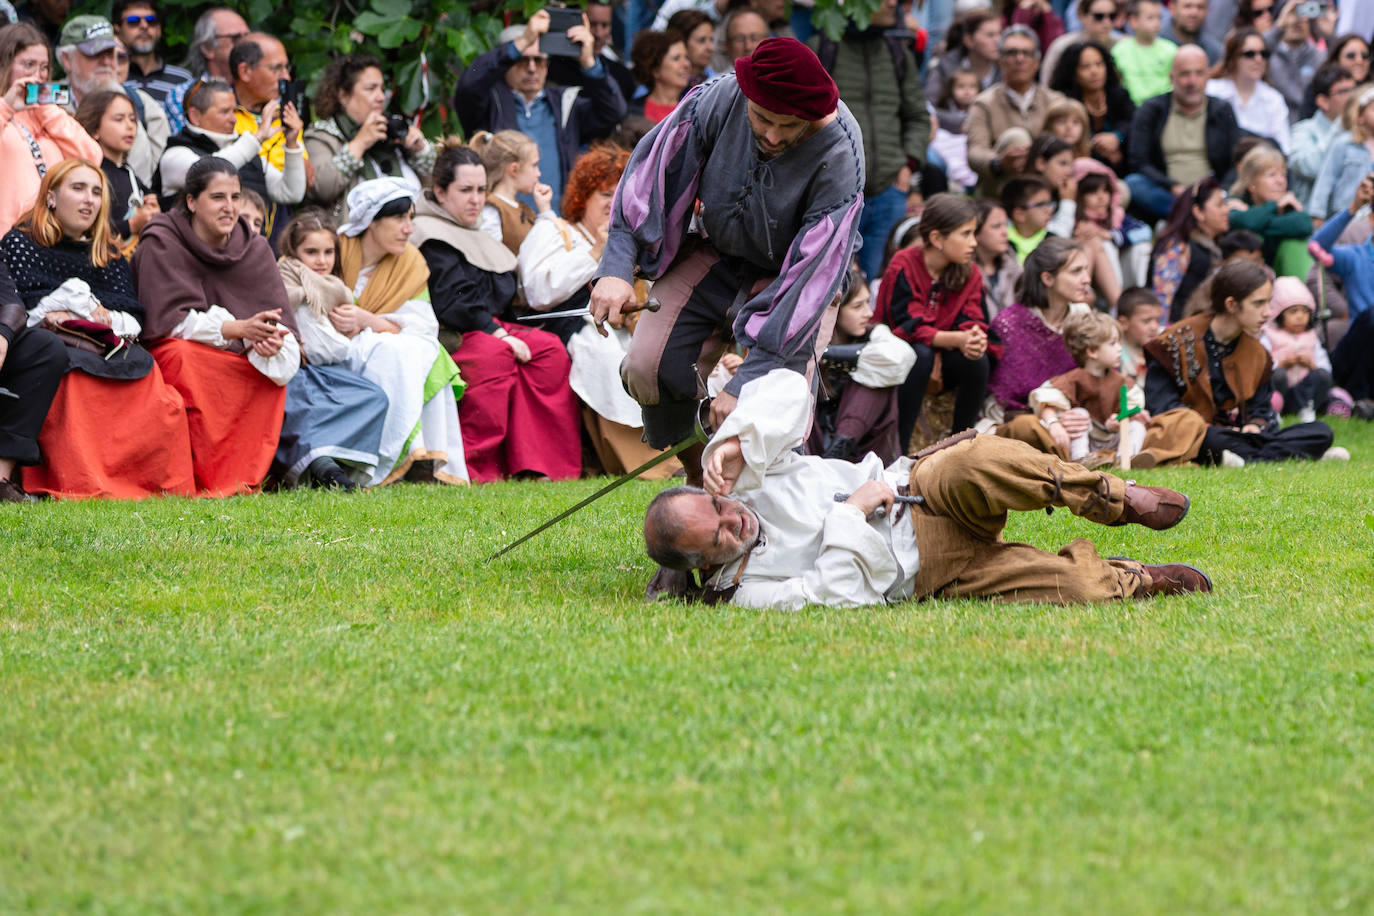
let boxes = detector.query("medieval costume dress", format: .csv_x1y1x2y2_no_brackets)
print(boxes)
279,243,468,486
1143,313,1333,464
133,210,387,494
412,192,580,482
1,227,196,499
804,323,914,466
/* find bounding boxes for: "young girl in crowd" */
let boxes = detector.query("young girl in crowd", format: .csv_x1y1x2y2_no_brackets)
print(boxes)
1227,143,1312,271
1029,135,1077,237
876,193,997,449
1071,171,1123,306
928,68,979,190
973,198,1021,321
1151,177,1230,322
471,129,550,257
279,186,468,486
807,264,915,464
1144,259,1341,466
74,90,158,241
1261,277,1333,422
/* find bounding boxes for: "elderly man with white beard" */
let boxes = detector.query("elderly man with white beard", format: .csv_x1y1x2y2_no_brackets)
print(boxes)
643,370,1212,609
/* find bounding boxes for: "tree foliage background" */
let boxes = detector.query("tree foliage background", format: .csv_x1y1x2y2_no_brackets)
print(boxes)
74,0,881,134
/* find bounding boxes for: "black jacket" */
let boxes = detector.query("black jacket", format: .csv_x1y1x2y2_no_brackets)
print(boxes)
454,42,627,190
1127,93,1247,190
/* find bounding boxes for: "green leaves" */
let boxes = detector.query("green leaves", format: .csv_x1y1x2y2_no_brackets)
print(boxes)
354,0,423,49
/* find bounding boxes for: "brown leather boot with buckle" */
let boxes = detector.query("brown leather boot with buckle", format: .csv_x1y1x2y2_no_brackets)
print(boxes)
1138,563,1213,597
1112,483,1190,530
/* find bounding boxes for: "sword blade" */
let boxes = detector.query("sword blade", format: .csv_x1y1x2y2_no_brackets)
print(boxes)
514,307,591,321
486,432,702,562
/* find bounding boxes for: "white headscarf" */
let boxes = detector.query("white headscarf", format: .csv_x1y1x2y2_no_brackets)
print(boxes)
337,176,420,237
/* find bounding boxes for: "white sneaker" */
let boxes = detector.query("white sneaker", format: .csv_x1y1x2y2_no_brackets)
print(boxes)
1297,405,1317,423
1322,446,1351,461
1221,449,1246,468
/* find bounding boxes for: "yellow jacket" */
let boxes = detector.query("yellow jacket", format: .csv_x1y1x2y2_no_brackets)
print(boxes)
233,106,309,171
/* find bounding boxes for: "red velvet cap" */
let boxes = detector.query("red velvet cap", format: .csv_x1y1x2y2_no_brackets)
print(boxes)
734,37,839,122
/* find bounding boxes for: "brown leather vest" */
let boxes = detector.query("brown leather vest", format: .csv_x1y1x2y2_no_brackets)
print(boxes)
1144,313,1272,424
487,195,535,257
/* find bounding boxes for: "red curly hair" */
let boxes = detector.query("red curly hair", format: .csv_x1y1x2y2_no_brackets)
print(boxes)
562,144,631,224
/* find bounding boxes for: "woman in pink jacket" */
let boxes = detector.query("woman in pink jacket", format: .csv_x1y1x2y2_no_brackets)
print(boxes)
0,25,102,233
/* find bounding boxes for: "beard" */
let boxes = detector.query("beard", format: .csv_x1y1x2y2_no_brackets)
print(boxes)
130,38,157,54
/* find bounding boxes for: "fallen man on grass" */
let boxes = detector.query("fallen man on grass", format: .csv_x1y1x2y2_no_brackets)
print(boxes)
643,369,1212,609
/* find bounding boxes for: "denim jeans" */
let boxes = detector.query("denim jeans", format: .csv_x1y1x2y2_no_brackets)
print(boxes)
858,184,909,282
1125,173,1177,221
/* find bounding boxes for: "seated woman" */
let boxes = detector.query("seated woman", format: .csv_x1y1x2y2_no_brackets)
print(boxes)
522,144,675,476
987,236,1093,425
2,158,194,499
973,198,1021,321
74,89,159,242
0,260,66,503
134,157,387,494
1150,176,1230,322
807,264,914,465
627,29,691,125
1226,144,1312,274
1144,259,1338,466
279,181,467,485
412,141,580,482
875,193,997,449
303,55,436,224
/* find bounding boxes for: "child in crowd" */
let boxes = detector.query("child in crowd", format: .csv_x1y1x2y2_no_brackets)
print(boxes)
74,89,158,240
1110,0,1177,105
1002,175,1056,263
928,68,980,190
1261,277,1333,422
1116,287,1163,385
807,264,915,464
1030,135,1077,237
1044,99,1093,161
1072,171,1124,305
1009,310,1206,467
471,129,551,257
239,189,267,236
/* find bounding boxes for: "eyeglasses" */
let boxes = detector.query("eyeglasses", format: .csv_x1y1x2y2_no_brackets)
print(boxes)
1088,11,1114,20
215,30,247,44
1239,48,1272,59
1342,50,1371,60
13,57,50,76
123,14,157,25
1026,199,1056,210
116,51,129,63
1001,48,1037,58
1250,4,1273,15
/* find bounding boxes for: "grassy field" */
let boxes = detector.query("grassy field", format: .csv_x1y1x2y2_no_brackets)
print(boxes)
3,420,1373,913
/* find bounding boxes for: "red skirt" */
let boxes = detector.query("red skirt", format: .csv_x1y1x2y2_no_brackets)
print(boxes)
451,322,580,482
21,364,196,499
151,339,286,496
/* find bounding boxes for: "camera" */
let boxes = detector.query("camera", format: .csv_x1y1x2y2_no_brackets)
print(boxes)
276,78,310,122
386,114,410,144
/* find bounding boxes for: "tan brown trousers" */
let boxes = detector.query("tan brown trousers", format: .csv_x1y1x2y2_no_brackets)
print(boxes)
908,436,1151,603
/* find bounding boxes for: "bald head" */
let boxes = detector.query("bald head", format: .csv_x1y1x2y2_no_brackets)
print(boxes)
1170,44,1209,111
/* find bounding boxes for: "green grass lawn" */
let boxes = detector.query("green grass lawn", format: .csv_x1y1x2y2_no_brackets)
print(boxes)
3,420,1373,913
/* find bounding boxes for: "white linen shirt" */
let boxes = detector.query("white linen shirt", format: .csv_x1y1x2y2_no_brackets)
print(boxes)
1205,78,1291,154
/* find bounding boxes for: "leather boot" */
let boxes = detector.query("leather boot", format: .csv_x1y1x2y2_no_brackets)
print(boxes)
1138,563,1213,597
1112,483,1189,529
0,477,37,503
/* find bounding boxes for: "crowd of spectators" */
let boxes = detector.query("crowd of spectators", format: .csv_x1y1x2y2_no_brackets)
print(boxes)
1,0,1372,503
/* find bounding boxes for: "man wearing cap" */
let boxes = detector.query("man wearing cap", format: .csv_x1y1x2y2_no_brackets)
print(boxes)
590,37,864,470
58,14,169,187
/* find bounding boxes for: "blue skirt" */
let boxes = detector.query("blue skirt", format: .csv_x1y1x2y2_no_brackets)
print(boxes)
274,364,390,485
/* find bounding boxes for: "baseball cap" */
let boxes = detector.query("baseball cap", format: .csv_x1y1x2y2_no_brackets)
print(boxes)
59,15,118,55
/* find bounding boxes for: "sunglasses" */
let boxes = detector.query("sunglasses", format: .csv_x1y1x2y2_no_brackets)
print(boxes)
1250,5,1273,15
123,14,157,25
1002,48,1037,58
1342,50,1372,60
1088,10,1114,20
1239,48,1272,59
